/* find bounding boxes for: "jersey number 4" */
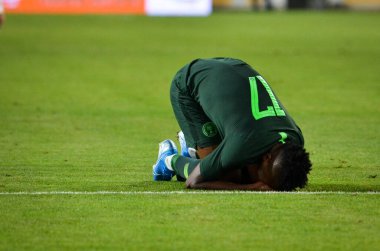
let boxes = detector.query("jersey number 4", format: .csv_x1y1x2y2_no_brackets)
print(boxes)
249,76,286,120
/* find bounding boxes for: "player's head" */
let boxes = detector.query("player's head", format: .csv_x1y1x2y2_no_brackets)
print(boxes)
258,142,312,191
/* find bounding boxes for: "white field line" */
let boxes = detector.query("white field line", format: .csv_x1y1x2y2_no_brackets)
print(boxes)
0,191,379,195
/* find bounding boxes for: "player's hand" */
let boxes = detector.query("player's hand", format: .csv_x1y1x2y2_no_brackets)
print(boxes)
186,164,203,188
251,181,273,191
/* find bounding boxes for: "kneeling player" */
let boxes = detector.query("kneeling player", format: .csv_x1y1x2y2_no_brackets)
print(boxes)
152,58,312,191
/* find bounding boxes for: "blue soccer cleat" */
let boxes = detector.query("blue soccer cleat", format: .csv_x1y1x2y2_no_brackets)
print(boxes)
177,131,191,157
177,131,197,158
152,139,178,181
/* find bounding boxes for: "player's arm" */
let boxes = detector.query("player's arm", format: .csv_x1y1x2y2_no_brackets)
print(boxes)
185,164,272,191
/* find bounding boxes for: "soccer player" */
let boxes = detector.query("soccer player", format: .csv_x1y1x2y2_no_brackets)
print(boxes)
153,58,312,191
0,0,4,27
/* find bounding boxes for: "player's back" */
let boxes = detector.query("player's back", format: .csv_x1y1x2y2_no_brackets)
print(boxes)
185,58,262,137
184,57,302,141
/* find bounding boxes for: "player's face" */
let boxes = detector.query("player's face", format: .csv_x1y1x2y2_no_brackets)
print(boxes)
257,160,275,188
257,147,283,189
258,143,287,190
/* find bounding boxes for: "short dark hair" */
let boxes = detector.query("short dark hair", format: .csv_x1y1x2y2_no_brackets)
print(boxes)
274,142,312,191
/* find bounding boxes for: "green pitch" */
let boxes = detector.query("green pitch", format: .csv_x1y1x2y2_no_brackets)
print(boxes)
0,12,379,250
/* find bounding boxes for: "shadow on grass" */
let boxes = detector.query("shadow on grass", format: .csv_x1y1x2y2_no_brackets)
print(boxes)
306,183,380,192
124,181,380,192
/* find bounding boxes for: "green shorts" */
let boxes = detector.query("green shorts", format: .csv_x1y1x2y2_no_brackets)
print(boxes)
170,67,221,149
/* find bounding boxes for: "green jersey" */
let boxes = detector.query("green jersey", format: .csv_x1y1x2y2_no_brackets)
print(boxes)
171,58,304,179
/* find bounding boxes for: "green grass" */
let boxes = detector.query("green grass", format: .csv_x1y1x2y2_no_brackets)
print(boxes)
1,194,378,250
0,12,379,250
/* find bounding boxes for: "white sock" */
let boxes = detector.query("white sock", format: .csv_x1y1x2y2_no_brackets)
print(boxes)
165,155,175,171
188,148,197,159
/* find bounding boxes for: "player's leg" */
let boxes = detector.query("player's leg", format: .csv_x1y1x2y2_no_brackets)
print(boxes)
169,71,221,180
178,130,217,159
197,145,218,159
170,78,221,155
